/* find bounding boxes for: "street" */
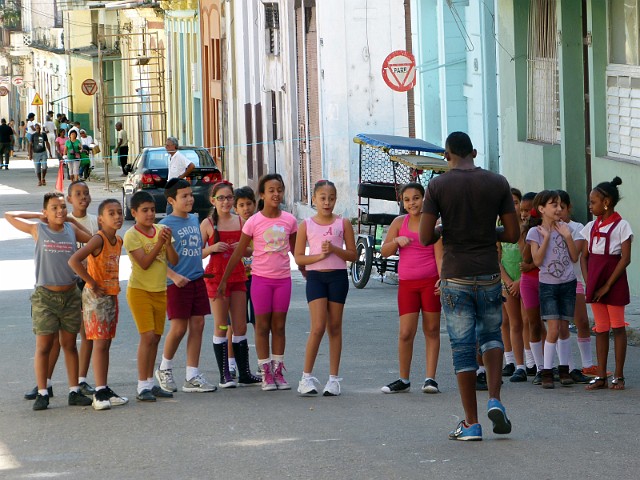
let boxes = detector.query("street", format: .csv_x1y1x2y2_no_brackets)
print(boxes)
0,160,639,480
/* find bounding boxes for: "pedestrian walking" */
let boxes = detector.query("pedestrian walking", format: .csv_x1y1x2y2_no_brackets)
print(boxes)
0,118,14,170
114,122,129,176
420,131,519,441
30,124,52,186
294,179,357,397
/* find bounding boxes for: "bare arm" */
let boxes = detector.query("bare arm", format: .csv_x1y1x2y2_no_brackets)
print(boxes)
580,241,589,284
129,228,174,270
498,212,520,243
180,162,196,179
419,212,440,246
294,220,325,266
592,238,632,302
335,218,357,263
4,211,41,238
380,216,404,258
216,233,252,297
68,234,104,291
434,238,443,276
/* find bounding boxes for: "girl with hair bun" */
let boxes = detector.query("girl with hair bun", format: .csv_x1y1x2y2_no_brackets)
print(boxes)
581,177,633,391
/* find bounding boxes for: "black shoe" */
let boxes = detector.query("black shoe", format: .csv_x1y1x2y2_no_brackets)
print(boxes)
502,363,515,377
381,379,411,393
476,372,488,391
569,369,591,384
421,378,440,393
526,365,537,377
24,385,53,400
509,368,528,383
151,385,173,398
68,390,92,406
33,394,49,411
136,389,157,402
79,381,95,396
532,371,543,385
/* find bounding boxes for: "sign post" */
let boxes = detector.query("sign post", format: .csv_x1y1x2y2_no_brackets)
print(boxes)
381,50,417,92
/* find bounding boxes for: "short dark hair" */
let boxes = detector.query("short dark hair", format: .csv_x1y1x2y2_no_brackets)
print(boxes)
43,192,64,209
445,131,474,158
67,180,88,197
522,191,537,202
98,198,121,216
234,186,256,205
533,190,560,213
400,182,424,197
130,191,155,210
510,188,522,201
594,176,623,207
164,178,191,200
257,173,284,211
557,189,571,207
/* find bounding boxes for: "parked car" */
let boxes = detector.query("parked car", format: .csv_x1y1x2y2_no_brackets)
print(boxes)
122,146,222,221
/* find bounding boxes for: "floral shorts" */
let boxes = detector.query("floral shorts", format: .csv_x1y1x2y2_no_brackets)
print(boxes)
82,288,119,340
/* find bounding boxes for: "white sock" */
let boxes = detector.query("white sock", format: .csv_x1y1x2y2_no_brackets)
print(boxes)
160,356,173,371
38,389,49,396
232,335,246,343
302,372,312,379
504,351,515,365
95,386,106,391
213,335,227,345
146,379,155,390
258,358,270,366
530,341,544,370
186,366,199,380
329,375,340,382
46,378,52,388
78,376,87,384
228,358,237,370
543,341,556,370
476,366,486,374
516,364,526,372
69,386,79,393
557,338,571,367
271,354,284,363
137,380,147,394
578,337,593,368
524,349,535,368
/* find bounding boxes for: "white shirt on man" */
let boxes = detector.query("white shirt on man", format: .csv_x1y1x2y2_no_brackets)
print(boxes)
168,150,191,180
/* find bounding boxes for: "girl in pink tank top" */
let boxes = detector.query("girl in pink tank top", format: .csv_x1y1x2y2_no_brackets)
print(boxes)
294,180,357,396
201,181,261,388
380,182,443,394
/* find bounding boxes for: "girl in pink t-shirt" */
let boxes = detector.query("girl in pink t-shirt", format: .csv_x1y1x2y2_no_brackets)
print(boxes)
293,180,357,396
217,174,297,391
380,182,443,394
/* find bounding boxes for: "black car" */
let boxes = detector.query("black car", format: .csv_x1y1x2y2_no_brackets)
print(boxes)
122,146,222,221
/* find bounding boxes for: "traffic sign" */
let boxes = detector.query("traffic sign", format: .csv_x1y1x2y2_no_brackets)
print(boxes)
32,92,44,106
0,76,9,87
0,86,9,97
11,77,23,86
381,50,417,92
81,78,98,96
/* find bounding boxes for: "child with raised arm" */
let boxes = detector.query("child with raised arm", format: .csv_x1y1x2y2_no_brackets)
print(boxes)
5,192,93,410
379,182,443,394
124,191,179,402
294,180,357,396
202,181,261,388
216,174,297,391
68,199,128,410
526,190,580,389
155,179,216,394
582,177,633,391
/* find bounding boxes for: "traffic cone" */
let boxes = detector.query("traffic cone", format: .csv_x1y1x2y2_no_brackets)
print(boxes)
56,160,64,192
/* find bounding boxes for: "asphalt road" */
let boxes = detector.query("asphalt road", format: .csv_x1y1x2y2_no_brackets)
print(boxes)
0,159,639,479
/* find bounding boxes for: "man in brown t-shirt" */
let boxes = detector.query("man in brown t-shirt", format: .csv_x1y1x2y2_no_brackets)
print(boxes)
420,131,519,441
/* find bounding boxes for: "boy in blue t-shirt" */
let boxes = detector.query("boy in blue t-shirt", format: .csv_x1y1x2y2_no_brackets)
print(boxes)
155,179,216,393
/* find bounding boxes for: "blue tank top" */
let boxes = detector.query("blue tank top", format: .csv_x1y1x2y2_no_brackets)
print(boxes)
34,223,78,287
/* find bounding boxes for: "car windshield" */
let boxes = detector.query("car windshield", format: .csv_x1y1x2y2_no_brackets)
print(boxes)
145,148,215,169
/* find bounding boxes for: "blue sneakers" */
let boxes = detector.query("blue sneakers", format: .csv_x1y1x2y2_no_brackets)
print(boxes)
448,421,483,441
487,398,512,434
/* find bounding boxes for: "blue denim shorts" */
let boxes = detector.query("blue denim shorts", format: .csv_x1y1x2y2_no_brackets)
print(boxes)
539,280,576,321
440,274,503,374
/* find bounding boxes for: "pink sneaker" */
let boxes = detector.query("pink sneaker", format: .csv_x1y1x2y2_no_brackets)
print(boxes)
261,362,277,391
272,360,291,390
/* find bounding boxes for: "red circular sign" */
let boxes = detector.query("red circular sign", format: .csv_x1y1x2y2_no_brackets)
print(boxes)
0,86,9,97
81,78,98,96
381,50,417,92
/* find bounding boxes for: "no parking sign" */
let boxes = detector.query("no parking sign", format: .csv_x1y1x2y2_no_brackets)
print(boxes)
381,50,417,92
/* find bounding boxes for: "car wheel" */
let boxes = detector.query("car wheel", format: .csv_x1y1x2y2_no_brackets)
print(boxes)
123,191,133,220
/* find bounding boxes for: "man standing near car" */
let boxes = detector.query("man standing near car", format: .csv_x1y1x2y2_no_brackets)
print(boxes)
419,131,519,441
114,122,129,176
165,137,195,180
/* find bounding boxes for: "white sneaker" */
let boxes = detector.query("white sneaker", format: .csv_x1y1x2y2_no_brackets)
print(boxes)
183,374,217,393
104,386,129,406
155,368,178,392
297,376,319,396
323,377,343,397
92,389,111,411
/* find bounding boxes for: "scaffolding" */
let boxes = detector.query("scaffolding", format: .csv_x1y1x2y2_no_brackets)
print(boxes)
98,30,166,186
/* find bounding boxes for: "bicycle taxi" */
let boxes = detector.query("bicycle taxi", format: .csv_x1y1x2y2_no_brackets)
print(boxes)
350,133,448,288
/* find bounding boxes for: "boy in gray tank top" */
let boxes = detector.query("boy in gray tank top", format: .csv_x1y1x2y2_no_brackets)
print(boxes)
5,192,95,411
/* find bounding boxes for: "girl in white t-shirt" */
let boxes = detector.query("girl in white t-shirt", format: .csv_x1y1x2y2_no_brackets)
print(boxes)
581,177,633,391
217,174,298,391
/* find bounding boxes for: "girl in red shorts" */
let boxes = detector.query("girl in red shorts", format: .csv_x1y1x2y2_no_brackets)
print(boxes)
380,183,443,394
582,177,633,391
201,181,261,388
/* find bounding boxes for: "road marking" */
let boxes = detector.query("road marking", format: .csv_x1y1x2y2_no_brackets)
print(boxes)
0,183,28,196
0,441,20,471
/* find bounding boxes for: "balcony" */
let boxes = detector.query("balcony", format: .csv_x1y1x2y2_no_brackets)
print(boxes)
32,27,64,52
9,31,31,56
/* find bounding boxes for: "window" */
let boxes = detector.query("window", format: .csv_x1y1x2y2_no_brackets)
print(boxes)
610,0,639,65
264,2,280,56
527,0,560,144
271,91,281,141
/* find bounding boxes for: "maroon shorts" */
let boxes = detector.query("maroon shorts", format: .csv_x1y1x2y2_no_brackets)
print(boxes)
398,276,441,315
167,277,211,320
205,277,247,298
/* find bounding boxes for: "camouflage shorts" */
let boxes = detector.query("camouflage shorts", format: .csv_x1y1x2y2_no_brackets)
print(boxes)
82,288,119,340
31,286,82,335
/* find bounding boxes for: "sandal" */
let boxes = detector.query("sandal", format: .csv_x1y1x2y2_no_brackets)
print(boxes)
585,376,608,391
610,377,625,390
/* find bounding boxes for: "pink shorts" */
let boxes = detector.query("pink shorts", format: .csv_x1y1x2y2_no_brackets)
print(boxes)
576,280,585,295
591,303,628,333
398,277,441,315
167,277,211,320
520,272,539,310
251,275,291,315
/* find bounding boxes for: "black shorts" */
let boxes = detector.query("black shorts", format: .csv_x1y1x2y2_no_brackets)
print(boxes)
305,270,349,304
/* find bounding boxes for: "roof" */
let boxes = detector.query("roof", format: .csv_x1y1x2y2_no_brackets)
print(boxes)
354,133,444,154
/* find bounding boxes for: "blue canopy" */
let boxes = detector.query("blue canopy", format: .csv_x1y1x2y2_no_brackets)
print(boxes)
354,133,444,154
